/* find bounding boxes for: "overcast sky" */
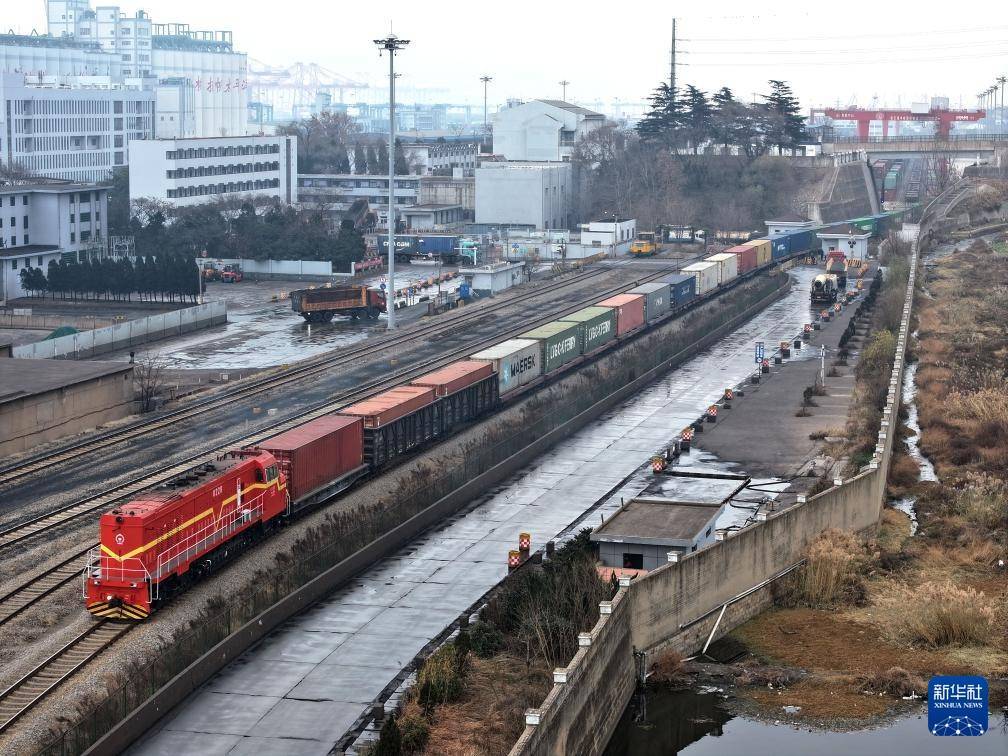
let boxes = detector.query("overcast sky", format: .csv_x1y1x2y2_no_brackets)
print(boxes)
8,1,1008,112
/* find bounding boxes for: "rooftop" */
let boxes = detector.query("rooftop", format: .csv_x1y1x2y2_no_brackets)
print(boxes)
0,358,133,406
0,244,60,259
766,212,812,224
538,100,605,118
817,224,871,238
591,497,724,547
404,203,463,212
0,181,109,194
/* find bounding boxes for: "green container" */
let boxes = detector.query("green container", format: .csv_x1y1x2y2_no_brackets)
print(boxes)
558,306,616,354
520,320,583,374
849,217,876,234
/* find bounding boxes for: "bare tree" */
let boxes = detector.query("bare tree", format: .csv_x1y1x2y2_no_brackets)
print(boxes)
133,352,168,413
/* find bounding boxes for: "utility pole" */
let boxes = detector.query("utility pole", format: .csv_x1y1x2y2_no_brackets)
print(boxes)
560,80,570,101
670,18,677,98
374,34,410,330
480,75,492,137
999,76,1007,134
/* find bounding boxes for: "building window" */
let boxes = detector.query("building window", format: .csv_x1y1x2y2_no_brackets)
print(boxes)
706,527,712,537
622,553,643,570
24,235,28,245
10,259,16,270
70,232,76,243
22,216,27,229
10,236,15,246
691,544,698,552
37,256,44,266
22,195,28,205
81,230,91,242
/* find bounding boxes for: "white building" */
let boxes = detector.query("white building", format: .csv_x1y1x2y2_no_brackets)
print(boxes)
401,141,480,176
492,100,605,162
298,174,421,211
765,213,817,237
128,135,297,207
0,181,110,302
402,204,464,231
0,72,154,183
14,1,248,139
579,219,637,255
475,162,572,230
817,225,871,261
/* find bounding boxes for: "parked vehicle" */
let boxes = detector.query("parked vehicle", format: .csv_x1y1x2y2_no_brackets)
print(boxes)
290,285,387,323
629,231,660,257
811,274,839,304
220,264,243,283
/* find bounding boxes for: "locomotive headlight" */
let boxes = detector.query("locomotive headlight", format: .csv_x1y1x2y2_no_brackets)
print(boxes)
106,594,113,601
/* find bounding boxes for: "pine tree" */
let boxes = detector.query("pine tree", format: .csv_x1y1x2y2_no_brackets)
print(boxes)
376,138,389,175
333,141,351,173
637,83,683,150
762,80,806,151
366,143,381,175
353,142,368,174
681,85,713,154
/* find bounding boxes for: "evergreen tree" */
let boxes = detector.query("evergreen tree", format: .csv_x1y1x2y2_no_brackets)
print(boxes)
393,139,410,175
333,141,351,173
330,222,366,270
366,144,381,175
681,85,713,154
636,83,683,150
376,138,389,175
353,142,368,174
762,80,806,151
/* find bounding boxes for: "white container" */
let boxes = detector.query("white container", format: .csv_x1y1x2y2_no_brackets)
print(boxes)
470,338,542,396
704,252,739,284
681,261,719,295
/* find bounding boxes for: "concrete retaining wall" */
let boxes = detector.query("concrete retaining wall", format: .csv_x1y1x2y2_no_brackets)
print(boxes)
12,301,227,359
511,226,921,756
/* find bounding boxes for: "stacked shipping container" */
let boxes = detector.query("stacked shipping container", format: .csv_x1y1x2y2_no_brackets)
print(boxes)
661,273,697,307
559,306,617,354
627,282,671,322
681,261,719,295
597,294,645,335
520,321,584,373
469,339,542,396
704,252,739,284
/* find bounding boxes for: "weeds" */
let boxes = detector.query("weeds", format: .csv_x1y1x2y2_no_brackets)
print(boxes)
858,666,926,697
775,530,878,609
874,581,997,648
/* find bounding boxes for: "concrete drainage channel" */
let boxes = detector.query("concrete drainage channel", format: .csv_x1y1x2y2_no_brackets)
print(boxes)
75,273,791,756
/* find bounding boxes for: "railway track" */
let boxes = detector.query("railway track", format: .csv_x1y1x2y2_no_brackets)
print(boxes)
0,547,90,627
0,263,688,628
0,620,131,734
0,266,611,490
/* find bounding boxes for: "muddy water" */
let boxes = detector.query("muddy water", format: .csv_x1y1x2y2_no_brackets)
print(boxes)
605,690,1008,755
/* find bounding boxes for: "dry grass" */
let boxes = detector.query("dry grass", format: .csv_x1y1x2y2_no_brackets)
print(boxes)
856,666,926,697
650,649,689,688
776,530,878,609
420,655,551,756
873,580,998,649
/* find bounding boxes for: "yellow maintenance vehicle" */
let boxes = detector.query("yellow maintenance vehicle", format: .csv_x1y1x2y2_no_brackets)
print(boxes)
629,231,661,257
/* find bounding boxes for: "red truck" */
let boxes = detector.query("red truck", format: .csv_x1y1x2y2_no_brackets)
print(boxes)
290,285,387,323
220,264,243,283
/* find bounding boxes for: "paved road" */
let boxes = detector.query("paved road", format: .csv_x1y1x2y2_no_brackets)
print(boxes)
132,266,827,756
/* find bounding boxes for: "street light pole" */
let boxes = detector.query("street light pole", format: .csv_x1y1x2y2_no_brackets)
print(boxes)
374,34,410,330
480,75,492,139
998,76,1007,134
560,79,570,101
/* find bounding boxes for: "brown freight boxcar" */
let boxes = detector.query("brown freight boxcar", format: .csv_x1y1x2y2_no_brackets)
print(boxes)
290,285,387,323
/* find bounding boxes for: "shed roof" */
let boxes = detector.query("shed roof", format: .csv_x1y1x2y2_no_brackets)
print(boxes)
0,358,132,405
591,497,723,547
538,100,605,118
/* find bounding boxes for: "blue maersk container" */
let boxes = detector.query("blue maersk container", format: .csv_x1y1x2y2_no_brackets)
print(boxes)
661,273,697,307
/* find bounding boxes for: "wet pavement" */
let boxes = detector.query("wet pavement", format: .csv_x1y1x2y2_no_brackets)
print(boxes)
132,265,832,756
97,268,462,371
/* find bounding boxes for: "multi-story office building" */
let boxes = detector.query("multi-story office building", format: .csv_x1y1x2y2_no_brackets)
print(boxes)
128,135,297,207
298,174,421,211
7,1,248,139
0,72,154,183
0,180,109,301
401,141,480,176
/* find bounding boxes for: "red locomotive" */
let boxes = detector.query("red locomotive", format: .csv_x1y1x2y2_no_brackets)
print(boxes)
84,452,287,620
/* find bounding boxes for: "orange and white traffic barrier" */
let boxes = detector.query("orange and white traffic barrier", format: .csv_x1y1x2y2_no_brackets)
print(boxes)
508,550,522,571
706,404,718,423
519,532,531,553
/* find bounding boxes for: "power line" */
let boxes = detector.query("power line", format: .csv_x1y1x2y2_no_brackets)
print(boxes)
686,39,1008,56
685,23,1008,42
687,51,1008,67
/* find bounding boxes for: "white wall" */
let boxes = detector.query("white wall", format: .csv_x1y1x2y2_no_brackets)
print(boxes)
492,100,603,161
129,135,297,207
475,163,572,230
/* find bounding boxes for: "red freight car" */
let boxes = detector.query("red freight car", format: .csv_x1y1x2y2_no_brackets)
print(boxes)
726,243,758,274
597,294,645,335
255,415,367,516
84,452,286,619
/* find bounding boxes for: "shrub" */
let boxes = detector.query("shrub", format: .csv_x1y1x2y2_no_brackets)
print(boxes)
470,621,504,658
735,662,802,688
373,716,402,756
415,645,465,710
875,581,997,648
396,704,431,755
650,649,689,688
776,530,878,609
859,666,926,697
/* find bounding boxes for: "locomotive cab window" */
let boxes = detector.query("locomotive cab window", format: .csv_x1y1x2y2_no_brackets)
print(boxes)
266,465,278,482
255,468,264,483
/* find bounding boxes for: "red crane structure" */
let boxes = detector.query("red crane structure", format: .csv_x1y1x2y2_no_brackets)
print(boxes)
824,107,985,140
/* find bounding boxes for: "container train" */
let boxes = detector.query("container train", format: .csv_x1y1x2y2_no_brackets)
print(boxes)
84,210,905,620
